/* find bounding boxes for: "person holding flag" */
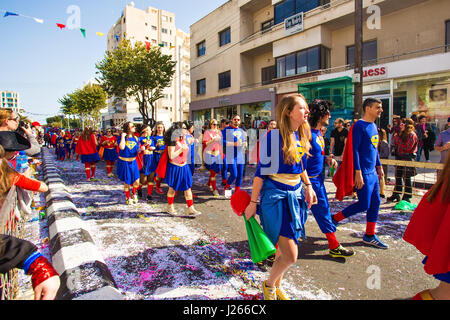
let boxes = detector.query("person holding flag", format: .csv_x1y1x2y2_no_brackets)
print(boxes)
306,99,355,258
244,94,317,300
332,98,388,249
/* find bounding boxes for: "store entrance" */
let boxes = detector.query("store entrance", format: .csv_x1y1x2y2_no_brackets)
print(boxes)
364,94,391,131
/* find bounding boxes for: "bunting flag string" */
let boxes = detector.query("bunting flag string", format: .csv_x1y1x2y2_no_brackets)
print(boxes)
1,9,105,38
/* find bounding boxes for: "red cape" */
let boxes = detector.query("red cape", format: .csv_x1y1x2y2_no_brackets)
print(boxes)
403,188,450,275
332,125,355,201
75,134,98,155
155,149,168,179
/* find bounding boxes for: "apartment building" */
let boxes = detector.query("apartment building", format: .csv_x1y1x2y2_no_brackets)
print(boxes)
103,2,190,128
190,0,450,132
1,90,20,113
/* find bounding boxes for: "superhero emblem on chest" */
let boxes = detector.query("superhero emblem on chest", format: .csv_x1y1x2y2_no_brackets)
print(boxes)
233,130,242,141
371,135,379,148
316,136,325,152
295,141,306,164
126,140,137,150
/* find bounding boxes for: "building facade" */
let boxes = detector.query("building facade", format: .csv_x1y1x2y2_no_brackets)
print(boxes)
1,90,20,113
103,3,190,129
190,0,450,133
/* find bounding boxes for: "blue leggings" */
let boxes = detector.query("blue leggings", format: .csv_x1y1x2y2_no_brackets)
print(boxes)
342,171,380,223
310,176,336,234
226,162,244,187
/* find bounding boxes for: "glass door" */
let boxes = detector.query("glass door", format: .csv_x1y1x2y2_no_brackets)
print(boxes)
364,94,391,131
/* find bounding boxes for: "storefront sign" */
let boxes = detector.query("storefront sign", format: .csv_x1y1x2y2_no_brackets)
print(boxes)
218,97,231,106
363,66,388,81
284,12,304,36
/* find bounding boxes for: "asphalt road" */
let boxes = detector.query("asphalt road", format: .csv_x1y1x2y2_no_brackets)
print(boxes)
51,154,437,300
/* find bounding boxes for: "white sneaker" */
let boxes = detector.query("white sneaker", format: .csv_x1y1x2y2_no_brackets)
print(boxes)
187,206,201,217
132,194,139,204
167,204,179,216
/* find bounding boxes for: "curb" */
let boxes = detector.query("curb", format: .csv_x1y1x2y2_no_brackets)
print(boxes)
41,148,123,300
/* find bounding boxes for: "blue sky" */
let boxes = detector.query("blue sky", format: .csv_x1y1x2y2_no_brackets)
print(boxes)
0,0,228,123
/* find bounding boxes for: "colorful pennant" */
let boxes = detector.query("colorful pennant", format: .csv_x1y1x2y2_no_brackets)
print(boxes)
3,11,19,17
80,28,86,38
96,32,104,37
56,23,66,30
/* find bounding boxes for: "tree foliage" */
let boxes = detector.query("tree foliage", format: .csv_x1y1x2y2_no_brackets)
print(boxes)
95,39,176,127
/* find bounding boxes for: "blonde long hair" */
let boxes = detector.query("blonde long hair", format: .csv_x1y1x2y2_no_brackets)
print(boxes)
275,94,311,165
0,145,16,203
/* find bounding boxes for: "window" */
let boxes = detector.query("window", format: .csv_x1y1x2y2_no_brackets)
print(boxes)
162,28,168,34
347,40,378,66
197,40,206,57
261,19,274,33
162,15,168,22
274,0,329,25
446,20,450,52
276,46,329,78
261,65,276,85
219,28,231,47
197,79,206,95
218,71,231,89
152,25,157,30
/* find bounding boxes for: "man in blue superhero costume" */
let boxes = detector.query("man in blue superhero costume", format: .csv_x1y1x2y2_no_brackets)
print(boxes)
306,100,355,258
332,98,388,249
223,115,246,196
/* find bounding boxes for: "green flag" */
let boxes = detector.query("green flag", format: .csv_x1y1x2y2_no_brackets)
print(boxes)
80,28,86,38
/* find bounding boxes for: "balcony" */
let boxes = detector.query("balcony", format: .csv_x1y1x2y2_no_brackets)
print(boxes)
239,0,428,56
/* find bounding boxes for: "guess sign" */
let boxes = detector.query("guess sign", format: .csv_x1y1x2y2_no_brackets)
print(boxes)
363,66,387,80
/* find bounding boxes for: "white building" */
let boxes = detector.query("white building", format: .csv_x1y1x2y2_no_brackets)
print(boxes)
103,2,190,129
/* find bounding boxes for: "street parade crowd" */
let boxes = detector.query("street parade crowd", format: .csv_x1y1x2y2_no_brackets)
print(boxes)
0,96,449,300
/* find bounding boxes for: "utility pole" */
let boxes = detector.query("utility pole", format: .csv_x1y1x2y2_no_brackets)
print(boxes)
354,0,364,120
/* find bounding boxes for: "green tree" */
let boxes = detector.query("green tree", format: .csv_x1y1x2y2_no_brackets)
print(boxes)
95,39,176,127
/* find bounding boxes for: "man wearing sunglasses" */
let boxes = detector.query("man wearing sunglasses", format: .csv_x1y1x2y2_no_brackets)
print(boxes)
223,115,247,196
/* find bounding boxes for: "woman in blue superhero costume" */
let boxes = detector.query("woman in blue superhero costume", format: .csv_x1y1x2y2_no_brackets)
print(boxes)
152,121,166,194
162,122,201,217
139,124,156,203
245,94,317,300
117,121,143,205
306,99,355,258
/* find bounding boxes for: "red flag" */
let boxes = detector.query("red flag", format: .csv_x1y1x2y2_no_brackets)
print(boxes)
332,125,355,201
56,23,66,30
145,41,151,51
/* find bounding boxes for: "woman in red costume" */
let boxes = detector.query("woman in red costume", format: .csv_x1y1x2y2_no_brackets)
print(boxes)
403,154,450,300
75,128,100,181
99,129,118,177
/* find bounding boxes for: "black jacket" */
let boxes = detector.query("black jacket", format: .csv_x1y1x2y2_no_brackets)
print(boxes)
0,235,38,274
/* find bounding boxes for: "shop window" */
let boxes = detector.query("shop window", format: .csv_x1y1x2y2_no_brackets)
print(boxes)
218,71,231,90
197,40,206,57
219,28,231,47
242,102,272,130
347,40,378,66
197,79,206,95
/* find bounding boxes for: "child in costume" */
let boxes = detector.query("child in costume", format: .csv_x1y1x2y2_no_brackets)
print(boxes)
63,131,72,160
75,128,100,181
152,122,166,195
100,128,118,177
332,98,388,249
404,154,450,300
306,99,355,258
138,124,156,203
223,115,247,196
245,95,317,300
56,137,66,161
71,130,81,161
203,119,223,197
156,122,201,217
117,121,142,205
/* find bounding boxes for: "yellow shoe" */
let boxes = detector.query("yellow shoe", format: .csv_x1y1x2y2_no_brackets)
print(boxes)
276,287,291,300
262,281,276,300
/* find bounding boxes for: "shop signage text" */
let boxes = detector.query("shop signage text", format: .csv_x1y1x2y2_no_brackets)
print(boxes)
363,66,388,80
284,12,304,36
